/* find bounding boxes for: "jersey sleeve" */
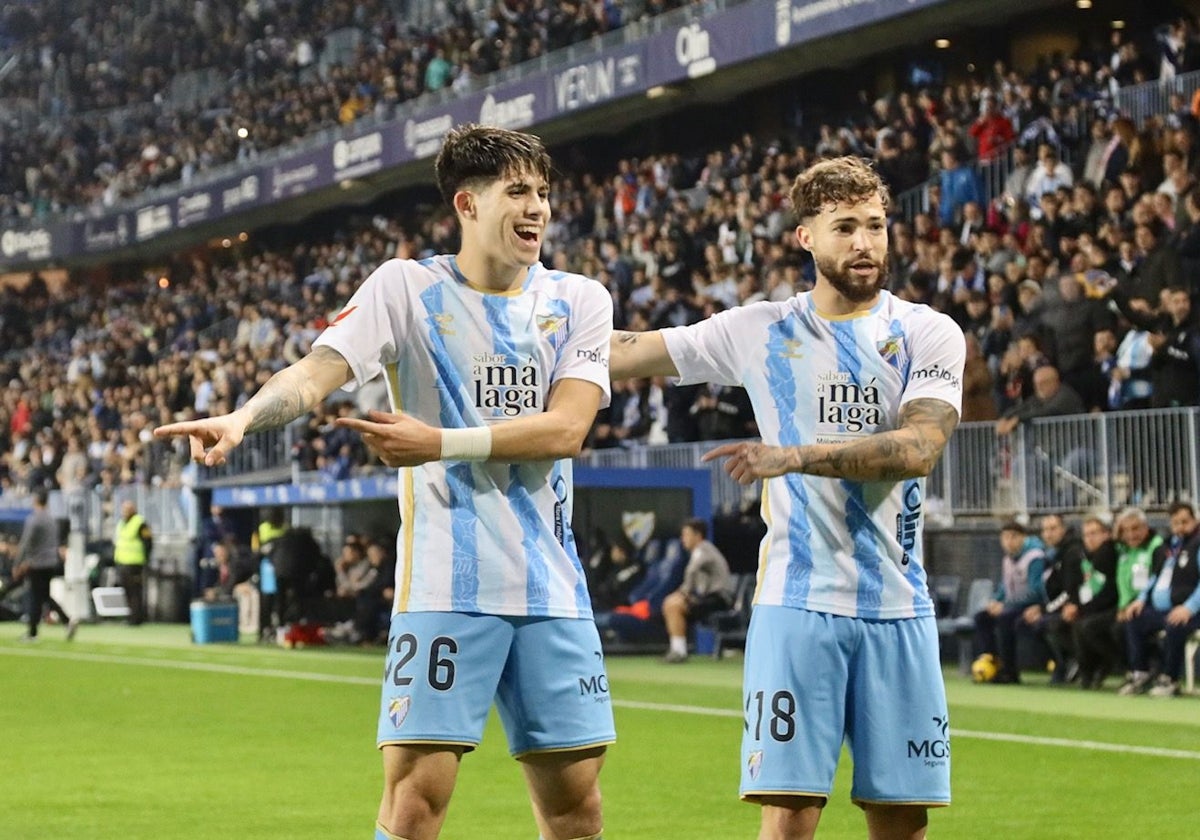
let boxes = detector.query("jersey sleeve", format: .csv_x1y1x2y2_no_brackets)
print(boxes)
660,306,753,387
312,260,409,387
900,310,966,414
552,278,614,408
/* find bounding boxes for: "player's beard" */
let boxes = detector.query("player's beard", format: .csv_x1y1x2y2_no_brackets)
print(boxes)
815,254,889,303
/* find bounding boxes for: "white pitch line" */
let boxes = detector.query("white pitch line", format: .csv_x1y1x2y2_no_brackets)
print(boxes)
4,646,1199,762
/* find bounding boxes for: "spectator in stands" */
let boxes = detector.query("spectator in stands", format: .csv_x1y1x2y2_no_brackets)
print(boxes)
1113,506,1164,691
996,362,1084,436
968,94,1016,164
661,518,734,663
960,332,998,422
1076,326,1119,412
1020,513,1085,683
974,520,1046,684
938,146,983,228
690,383,756,441
1119,501,1200,696
1069,514,1121,689
1111,296,1157,410
1025,145,1074,217
155,124,615,840
1149,285,1200,407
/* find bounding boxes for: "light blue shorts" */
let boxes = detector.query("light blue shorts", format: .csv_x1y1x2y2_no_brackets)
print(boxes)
376,611,616,757
740,606,950,807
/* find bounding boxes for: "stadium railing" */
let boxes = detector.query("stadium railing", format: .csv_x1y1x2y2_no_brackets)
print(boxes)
5,407,1195,544
1114,67,1200,128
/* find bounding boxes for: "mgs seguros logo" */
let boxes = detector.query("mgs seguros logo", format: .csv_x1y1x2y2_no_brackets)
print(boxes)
907,714,950,766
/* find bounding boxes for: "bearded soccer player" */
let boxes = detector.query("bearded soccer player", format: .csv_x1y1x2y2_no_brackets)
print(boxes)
610,156,964,839
156,124,614,840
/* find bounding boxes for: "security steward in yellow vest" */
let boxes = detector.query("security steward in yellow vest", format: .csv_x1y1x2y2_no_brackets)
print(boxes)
114,499,152,625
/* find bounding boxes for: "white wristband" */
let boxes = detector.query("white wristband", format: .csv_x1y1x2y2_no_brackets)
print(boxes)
440,426,493,461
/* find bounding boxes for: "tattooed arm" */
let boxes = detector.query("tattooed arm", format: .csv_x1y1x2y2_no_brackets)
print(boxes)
703,398,961,484
154,346,353,466
609,330,680,379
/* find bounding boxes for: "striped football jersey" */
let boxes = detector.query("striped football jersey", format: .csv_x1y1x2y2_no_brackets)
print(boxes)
313,256,613,619
663,290,965,619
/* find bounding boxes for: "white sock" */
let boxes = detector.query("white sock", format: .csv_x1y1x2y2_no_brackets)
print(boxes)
669,636,687,656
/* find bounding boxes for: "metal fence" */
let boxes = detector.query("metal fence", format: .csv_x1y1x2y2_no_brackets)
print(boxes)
929,408,1200,518
583,408,1200,523
1114,68,1200,128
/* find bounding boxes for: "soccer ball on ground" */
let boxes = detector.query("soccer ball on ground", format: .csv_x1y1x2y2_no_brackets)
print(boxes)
971,653,999,683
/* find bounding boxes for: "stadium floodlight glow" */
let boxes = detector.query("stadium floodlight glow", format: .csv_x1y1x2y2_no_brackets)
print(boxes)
1112,19,1126,29
934,38,950,49
221,238,232,248
157,276,169,289
238,232,249,242
237,127,249,139
1076,0,1092,9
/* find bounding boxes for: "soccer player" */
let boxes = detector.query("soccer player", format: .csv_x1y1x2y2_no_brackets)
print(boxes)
155,124,615,840
609,156,964,840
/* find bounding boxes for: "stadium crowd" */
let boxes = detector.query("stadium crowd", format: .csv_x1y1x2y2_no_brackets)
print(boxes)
0,0,690,217
1,6,1198,695
4,12,1200,498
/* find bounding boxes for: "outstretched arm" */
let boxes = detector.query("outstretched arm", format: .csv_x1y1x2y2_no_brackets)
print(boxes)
335,377,605,467
703,398,960,484
609,330,679,380
154,346,353,466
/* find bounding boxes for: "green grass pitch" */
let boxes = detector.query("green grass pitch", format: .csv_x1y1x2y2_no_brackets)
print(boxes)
2,624,1196,838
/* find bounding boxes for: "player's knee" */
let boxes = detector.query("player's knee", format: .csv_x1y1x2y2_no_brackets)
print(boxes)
539,784,603,837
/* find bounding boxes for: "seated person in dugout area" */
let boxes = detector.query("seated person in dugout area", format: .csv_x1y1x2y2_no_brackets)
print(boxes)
972,520,1046,684
1118,501,1200,697
661,517,734,663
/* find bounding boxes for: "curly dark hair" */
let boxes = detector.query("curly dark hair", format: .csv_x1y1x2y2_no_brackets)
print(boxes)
788,156,891,222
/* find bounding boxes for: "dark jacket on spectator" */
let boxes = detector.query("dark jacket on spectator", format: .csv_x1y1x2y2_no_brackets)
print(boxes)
1063,537,1119,615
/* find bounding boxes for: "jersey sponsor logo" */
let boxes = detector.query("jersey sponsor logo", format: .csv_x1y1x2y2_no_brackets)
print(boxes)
387,695,412,728
896,483,921,567
816,372,883,434
328,305,358,326
432,313,455,336
911,364,961,390
575,347,607,367
578,671,610,702
472,353,542,417
907,714,950,766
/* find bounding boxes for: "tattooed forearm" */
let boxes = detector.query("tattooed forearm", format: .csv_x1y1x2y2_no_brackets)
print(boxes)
609,329,678,379
243,346,350,433
793,398,959,481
